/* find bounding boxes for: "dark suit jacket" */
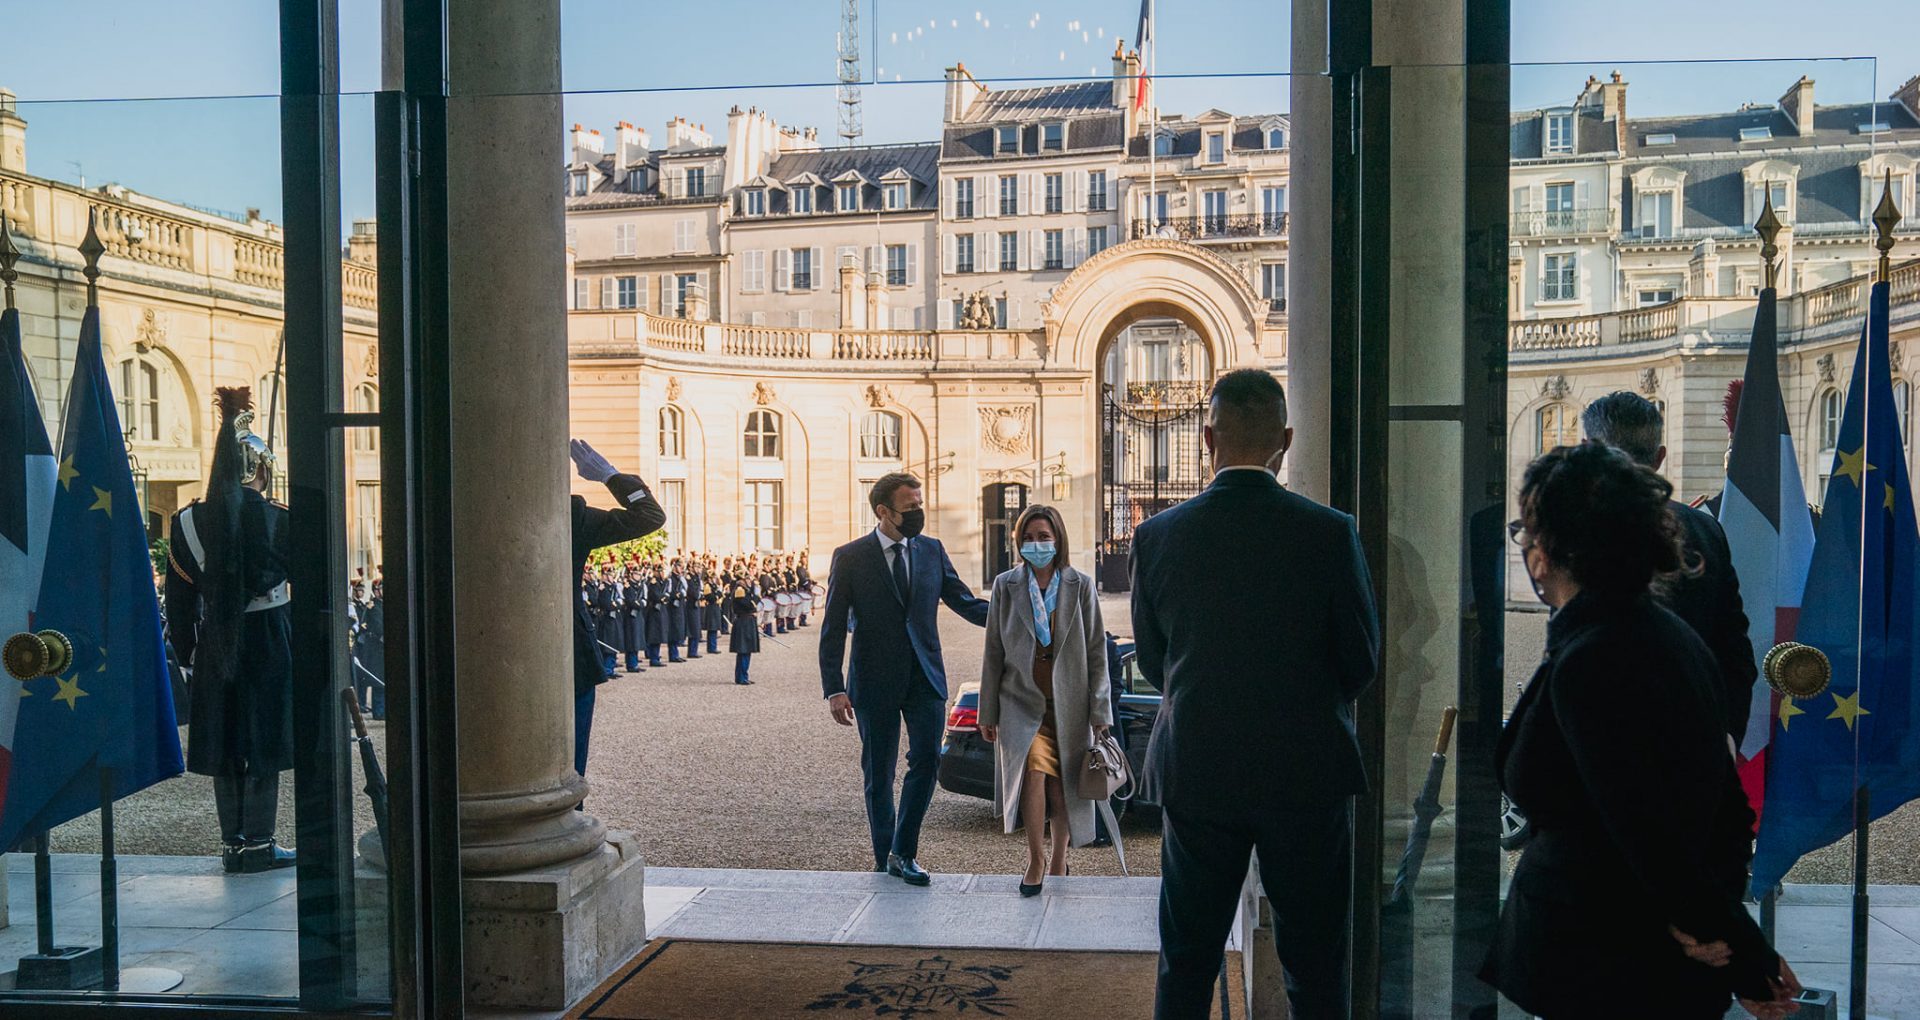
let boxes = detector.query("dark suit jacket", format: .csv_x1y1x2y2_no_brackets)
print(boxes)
1482,591,1776,1014
1664,500,1757,742
1130,470,1381,818
571,475,665,695
818,531,989,705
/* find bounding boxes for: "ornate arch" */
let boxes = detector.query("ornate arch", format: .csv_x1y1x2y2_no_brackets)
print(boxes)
1041,238,1269,372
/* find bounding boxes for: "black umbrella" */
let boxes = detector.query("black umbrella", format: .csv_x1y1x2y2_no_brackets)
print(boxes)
1387,706,1457,910
343,687,390,860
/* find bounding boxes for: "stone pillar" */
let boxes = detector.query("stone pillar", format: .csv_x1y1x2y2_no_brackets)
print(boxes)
443,0,647,1007
839,259,859,326
0,88,26,174
1287,0,1333,505
866,272,884,329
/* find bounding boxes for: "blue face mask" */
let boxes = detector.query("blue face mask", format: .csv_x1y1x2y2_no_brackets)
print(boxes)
1020,542,1057,569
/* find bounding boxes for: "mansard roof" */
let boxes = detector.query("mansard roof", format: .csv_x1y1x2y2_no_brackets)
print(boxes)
764,142,942,207
956,80,1118,123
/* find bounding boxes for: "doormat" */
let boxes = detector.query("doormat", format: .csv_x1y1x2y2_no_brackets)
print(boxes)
567,939,1249,1019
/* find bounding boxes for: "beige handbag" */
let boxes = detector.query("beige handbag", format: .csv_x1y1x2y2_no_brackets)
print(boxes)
1079,731,1134,802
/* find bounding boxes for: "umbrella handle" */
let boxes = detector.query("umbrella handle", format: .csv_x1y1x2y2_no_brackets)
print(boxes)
342,687,371,740
1434,706,1458,755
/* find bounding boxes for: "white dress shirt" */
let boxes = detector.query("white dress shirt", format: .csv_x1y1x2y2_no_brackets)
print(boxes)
874,525,911,587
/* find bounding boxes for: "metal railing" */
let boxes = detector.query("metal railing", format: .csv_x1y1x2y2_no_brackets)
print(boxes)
1509,208,1615,237
1131,213,1288,242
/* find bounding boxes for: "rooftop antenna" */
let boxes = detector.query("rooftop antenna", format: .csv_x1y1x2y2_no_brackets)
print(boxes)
837,0,863,146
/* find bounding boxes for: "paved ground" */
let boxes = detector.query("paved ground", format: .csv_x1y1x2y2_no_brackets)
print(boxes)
36,599,1919,888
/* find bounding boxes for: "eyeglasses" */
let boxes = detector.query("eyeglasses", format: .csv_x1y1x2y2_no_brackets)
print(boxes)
1507,520,1531,548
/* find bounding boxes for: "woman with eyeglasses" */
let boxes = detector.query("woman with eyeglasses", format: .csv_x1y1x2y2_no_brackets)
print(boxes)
1482,442,1801,1020
978,504,1114,896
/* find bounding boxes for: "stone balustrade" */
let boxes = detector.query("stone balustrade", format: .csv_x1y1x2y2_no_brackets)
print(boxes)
342,260,378,310
723,324,809,359
235,237,284,289
832,330,933,360
93,202,196,272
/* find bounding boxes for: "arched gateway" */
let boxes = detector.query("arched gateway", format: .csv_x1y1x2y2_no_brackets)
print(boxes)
1038,239,1285,588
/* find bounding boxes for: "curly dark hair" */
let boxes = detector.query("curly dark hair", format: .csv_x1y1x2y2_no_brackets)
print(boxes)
1519,441,1688,599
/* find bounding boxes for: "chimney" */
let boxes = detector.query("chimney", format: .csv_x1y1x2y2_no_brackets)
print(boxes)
614,121,650,173
1779,76,1815,136
944,63,986,124
0,87,26,173
1890,74,1920,122
569,123,604,166
1600,71,1628,152
347,219,378,264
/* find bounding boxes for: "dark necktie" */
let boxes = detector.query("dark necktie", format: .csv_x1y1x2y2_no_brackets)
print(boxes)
891,541,910,600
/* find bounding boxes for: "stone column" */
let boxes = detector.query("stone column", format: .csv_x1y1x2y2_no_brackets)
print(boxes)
1286,0,1333,505
442,0,647,1007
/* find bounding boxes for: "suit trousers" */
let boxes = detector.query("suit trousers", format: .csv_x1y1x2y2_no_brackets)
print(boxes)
213,770,282,845
853,667,945,870
574,685,596,778
1156,798,1354,1020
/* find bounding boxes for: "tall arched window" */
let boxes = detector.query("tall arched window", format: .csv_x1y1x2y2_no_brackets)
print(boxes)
659,405,685,458
352,383,379,452
859,411,901,460
1534,403,1580,454
118,356,162,441
1894,380,1912,445
1818,388,1842,453
744,409,781,459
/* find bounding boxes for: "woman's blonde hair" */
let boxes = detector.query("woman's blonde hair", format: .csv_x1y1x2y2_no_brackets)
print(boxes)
1012,503,1070,571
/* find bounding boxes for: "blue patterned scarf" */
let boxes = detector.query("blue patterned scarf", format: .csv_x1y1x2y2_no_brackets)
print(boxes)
1026,567,1061,647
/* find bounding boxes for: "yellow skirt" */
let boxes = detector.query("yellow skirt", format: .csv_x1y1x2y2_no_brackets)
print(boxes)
1025,723,1060,778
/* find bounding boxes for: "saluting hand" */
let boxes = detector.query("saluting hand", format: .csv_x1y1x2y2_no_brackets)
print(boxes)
570,439,617,483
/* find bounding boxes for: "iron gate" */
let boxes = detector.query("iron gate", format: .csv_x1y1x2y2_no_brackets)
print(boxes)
1098,382,1209,590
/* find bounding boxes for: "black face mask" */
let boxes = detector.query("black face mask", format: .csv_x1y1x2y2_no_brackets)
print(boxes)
896,507,927,538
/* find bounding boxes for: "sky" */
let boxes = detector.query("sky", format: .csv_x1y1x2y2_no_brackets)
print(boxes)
0,0,1912,226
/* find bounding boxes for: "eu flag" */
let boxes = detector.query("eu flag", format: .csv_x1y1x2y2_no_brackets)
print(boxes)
1752,279,1920,893
0,306,184,851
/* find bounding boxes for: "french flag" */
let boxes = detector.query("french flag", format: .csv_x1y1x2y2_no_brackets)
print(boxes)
1,297,59,819
1717,283,1817,816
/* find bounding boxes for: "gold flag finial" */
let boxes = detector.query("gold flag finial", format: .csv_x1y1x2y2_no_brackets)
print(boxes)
79,208,105,309
1873,169,1903,283
1756,184,1784,291
0,210,19,310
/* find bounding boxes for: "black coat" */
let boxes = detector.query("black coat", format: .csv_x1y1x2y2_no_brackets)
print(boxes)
164,490,295,777
593,582,623,648
665,574,689,643
1481,591,1777,1016
1129,470,1380,817
728,589,762,654
571,475,667,695
645,579,669,643
1663,501,1757,742
358,597,385,680
623,577,647,652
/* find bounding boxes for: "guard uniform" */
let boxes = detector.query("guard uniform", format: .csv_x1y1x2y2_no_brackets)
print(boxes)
622,569,647,672
684,567,705,660
163,389,296,875
645,572,670,666
593,572,622,679
729,584,762,685
666,570,689,662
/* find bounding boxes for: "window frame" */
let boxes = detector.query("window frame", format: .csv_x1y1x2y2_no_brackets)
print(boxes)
658,405,685,459
1087,225,1109,258
884,181,909,211
999,231,1019,271
885,244,909,287
954,177,975,219
956,233,975,274
996,124,1021,155
1087,170,1108,211
1044,173,1064,215
1042,229,1064,271
742,188,766,216
837,182,861,212
742,479,783,551
1544,111,1574,155
1535,402,1581,454
1206,132,1225,164
792,187,814,214
614,274,638,309
999,174,1019,216
790,247,813,290
859,410,903,460
1042,122,1065,151
744,409,782,460
1541,251,1579,303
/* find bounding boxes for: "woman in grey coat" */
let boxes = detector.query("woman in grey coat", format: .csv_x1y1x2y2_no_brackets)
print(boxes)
979,504,1113,896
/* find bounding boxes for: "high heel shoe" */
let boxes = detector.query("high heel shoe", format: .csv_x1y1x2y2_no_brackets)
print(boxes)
1019,879,1043,898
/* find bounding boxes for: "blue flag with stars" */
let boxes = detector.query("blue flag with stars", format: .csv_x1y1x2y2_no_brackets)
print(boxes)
0,306,183,852
1752,280,1920,894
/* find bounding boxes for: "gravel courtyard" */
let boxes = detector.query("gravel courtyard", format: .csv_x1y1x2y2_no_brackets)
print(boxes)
35,599,1918,888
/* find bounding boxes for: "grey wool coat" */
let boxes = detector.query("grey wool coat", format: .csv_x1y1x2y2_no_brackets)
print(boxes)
978,564,1114,846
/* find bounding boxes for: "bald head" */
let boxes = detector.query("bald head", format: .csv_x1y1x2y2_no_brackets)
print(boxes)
1206,368,1291,469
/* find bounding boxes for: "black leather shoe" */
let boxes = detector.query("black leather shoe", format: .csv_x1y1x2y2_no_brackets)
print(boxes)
221,843,246,874
237,840,296,873
1019,880,1043,898
887,853,932,887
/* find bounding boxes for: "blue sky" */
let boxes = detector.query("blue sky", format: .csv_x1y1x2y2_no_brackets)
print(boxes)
0,0,1912,225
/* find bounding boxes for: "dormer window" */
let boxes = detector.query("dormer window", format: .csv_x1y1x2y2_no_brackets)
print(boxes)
1859,121,1892,135
1206,132,1225,163
568,170,590,196
1153,132,1173,157
1266,127,1285,149
1739,126,1772,142
1644,132,1677,146
1544,111,1573,155
837,182,861,212
884,181,908,210
996,125,1021,154
743,188,767,216
1042,122,1065,151
793,187,814,213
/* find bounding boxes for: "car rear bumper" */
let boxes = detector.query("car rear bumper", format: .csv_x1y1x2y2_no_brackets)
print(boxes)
937,731,995,800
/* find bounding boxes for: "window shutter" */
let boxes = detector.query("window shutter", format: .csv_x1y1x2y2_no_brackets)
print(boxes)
1512,185,1531,212
774,248,791,291
659,274,673,311
1020,174,1032,216
810,247,824,289
943,234,957,274
938,299,953,329
1017,231,1030,272
600,277,615,308
906,243,920,286
1105,173,1115,210
702,270,713,317
1576,181,1591,210
637,273,649,311
1068,227,1085,268
978,176,993,219
1069,170,1084,213
944,178,956,218
1030,229,1043,268
977,231,992,268
867,245,882,279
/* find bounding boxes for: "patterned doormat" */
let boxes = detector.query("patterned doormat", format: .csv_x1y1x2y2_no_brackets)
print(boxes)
566,939,1249,1019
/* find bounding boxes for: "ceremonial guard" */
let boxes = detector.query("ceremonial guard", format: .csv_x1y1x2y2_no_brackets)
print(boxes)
359,578,386,719
757,564,778,637
645,564,670,666
701,569,724,654
163,388,295,874
622,564,647,673
665,559,689,663
592,566,622,680
796,551,815,627
567,440,666,778
683,561,705,660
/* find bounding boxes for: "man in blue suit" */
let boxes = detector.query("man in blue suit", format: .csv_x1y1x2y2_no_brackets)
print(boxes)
1132,369,1380,1020
819,472,990,885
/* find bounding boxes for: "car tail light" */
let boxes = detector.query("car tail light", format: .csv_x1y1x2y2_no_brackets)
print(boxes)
946,705,979,732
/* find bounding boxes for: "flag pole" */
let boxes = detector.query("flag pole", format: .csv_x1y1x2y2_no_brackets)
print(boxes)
1755,195,1784,945
99,767,119,993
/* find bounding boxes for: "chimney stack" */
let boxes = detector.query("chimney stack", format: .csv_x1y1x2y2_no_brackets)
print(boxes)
1600,71,1628,151
1779,76,1815,136
0,87,26,173
569,123,604,167
944,63,986,124
1890,74,1920,121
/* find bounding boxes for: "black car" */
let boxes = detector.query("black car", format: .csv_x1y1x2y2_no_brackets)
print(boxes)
937,638,1162,822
